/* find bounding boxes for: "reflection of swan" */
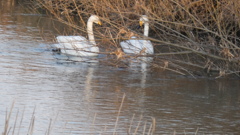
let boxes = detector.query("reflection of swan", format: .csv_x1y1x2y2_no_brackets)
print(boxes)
85,67,94,91
140,58,147,88
84,67,96,102
138,57,152,88
120,15,153,54
53,15,102,56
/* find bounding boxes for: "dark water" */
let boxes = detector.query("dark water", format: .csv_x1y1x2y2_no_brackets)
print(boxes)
0,1,239,135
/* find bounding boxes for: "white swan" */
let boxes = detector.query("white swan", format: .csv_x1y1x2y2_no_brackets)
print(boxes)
120,15,153,55
53,15,101,57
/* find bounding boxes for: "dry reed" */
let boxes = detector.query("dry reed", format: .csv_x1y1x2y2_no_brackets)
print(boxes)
33,0,240,78
2,96,155,135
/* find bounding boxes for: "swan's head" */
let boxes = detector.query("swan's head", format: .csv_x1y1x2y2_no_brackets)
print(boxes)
89,15,102,25
139,15,149,26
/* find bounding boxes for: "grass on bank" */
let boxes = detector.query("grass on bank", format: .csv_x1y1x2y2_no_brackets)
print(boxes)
2,95,156,135
31,0,240,78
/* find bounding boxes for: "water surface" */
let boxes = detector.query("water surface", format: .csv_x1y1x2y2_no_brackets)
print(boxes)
0,2,239,134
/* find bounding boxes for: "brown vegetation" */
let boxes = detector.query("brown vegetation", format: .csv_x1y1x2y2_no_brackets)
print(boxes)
34,0,240,78
2,97,156,135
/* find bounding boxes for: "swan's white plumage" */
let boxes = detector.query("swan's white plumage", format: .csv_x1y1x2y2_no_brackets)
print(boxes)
120,15,153,55
120,36,153,54
54,15,101,57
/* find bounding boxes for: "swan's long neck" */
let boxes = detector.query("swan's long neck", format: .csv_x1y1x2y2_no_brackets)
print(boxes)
87,20,96,45
144,22,149,37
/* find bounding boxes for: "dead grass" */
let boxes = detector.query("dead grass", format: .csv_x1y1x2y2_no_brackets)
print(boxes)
33,0,240,78
2,96,155,135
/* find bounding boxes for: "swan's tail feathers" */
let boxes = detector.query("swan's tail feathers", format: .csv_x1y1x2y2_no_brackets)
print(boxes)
52,43,62,48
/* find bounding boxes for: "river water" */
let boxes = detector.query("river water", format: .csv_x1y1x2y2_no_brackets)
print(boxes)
0,1,239,135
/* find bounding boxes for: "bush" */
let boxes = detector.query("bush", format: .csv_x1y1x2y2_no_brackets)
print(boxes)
35,0,240,78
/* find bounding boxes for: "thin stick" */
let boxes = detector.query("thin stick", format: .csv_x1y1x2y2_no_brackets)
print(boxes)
133,115,143,135
12,109,19,135
128,114,135,134
113,93,126,135
17,107,25,135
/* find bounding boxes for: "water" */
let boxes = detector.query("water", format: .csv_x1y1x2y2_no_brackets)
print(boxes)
0,1,239,134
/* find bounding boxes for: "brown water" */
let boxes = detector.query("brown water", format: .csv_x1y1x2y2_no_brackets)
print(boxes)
0,1,240,135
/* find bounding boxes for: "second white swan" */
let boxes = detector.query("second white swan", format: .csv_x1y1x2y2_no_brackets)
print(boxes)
120,15,154,55
53,15,102,57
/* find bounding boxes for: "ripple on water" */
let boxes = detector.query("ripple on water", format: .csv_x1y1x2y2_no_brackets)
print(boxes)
0,5,240,135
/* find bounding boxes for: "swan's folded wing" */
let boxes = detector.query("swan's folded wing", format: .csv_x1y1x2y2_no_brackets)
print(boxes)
140,40,154,54
120,40,143,54
56,36,88,49
56,36,87,43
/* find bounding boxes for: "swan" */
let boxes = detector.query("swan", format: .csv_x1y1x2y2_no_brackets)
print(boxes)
53,15,102,57
120,15,153,55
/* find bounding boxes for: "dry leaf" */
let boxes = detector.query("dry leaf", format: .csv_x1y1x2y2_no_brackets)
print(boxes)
111,48,125,59
163,61,169,70
220,48,234,59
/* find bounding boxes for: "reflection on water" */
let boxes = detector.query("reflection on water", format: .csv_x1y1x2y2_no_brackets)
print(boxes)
0,1,240,134
128,57,153,89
